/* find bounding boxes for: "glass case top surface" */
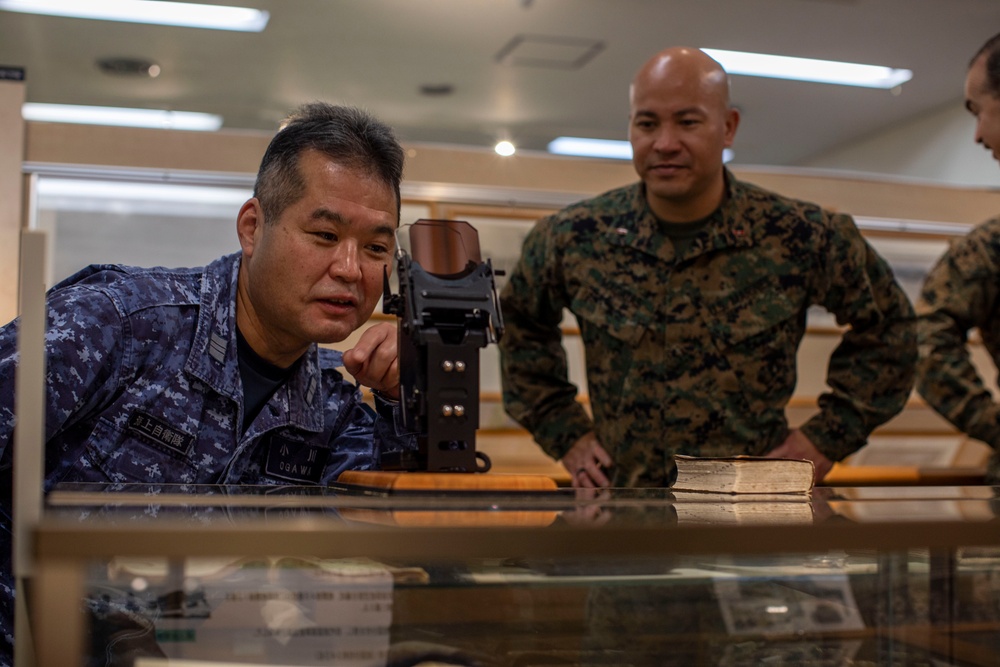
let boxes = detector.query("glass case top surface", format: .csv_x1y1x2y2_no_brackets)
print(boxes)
44,482,1000,531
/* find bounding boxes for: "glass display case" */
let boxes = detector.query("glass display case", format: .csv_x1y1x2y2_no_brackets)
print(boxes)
28,483,1000,667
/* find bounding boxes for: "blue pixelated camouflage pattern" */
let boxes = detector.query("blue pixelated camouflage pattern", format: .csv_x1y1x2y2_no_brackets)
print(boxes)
0,252,413,664
500,171,916,487
916,216,1000,482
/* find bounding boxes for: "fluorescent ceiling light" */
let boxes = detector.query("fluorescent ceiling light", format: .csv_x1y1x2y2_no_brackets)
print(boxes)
548,137,734,163
37,178,250,205
701,48,912,89
35,177,252,218
0,0,269,32
23,103,223,131
548,137,633,160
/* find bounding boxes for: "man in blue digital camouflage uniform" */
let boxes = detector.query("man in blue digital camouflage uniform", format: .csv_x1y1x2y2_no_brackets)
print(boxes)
0,103,415,665
500,47,917,489
917,32,1000,483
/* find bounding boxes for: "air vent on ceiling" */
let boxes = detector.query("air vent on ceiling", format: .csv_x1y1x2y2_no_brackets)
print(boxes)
419,83,455,97
495,34,605,70
96,57,160,78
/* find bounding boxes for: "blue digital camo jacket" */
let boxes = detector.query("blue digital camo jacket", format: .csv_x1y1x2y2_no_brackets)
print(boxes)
0,252,413,665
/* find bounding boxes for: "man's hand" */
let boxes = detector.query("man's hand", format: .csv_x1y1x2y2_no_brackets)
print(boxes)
343,323,400,400
765,429,833,484
561,432,613,488
559,488,613,525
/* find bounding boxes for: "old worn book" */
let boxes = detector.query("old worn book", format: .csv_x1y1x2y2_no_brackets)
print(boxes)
672,455,815,495
670,493,815,525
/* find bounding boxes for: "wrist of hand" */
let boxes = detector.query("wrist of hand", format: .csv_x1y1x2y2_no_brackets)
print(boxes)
371,388,400,403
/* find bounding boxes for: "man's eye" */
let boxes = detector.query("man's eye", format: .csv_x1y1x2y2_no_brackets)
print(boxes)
314,232,336,242
367,244,390,255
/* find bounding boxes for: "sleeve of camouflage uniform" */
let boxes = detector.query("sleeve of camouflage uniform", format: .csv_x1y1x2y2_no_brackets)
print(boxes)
0,284,127,479
0,323,16,465
798,212,918,461
371,393,417,454
915,225,1000,448
0,320,19,510
0,285,129,667
499,219,595,460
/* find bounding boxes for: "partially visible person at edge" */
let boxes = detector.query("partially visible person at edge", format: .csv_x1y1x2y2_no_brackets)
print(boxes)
0,102,416,666
917,31,1000,483
499,47,917,489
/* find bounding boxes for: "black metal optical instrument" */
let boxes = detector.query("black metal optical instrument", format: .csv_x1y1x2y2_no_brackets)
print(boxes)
380,219,504,473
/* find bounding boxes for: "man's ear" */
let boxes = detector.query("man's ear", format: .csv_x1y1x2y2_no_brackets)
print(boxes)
236,198,263,256
723,107,741,148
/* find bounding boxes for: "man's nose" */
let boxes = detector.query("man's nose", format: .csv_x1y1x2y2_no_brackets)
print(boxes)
651,126,680,153
330,241,362,281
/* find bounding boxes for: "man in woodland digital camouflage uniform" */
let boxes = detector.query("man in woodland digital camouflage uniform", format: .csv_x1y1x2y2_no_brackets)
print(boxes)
500,47,917,488
917,32,1000,482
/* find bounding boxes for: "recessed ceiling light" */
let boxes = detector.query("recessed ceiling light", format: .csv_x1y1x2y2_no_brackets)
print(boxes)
701,48,912,89
495,141,516,157
548,137,734,163
0,0,270,32
22,103,223,131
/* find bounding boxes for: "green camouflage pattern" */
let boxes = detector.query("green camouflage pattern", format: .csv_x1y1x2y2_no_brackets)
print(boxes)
916,216,1000,482
500,171,917,487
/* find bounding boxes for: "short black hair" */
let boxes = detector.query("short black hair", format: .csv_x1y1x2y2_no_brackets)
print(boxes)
971,32,1000,97
253,103,405,224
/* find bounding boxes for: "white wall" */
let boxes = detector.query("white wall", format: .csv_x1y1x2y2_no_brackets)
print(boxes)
801,99,1000,189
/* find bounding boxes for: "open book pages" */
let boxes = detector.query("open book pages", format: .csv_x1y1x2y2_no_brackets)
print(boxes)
672,455,815,495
